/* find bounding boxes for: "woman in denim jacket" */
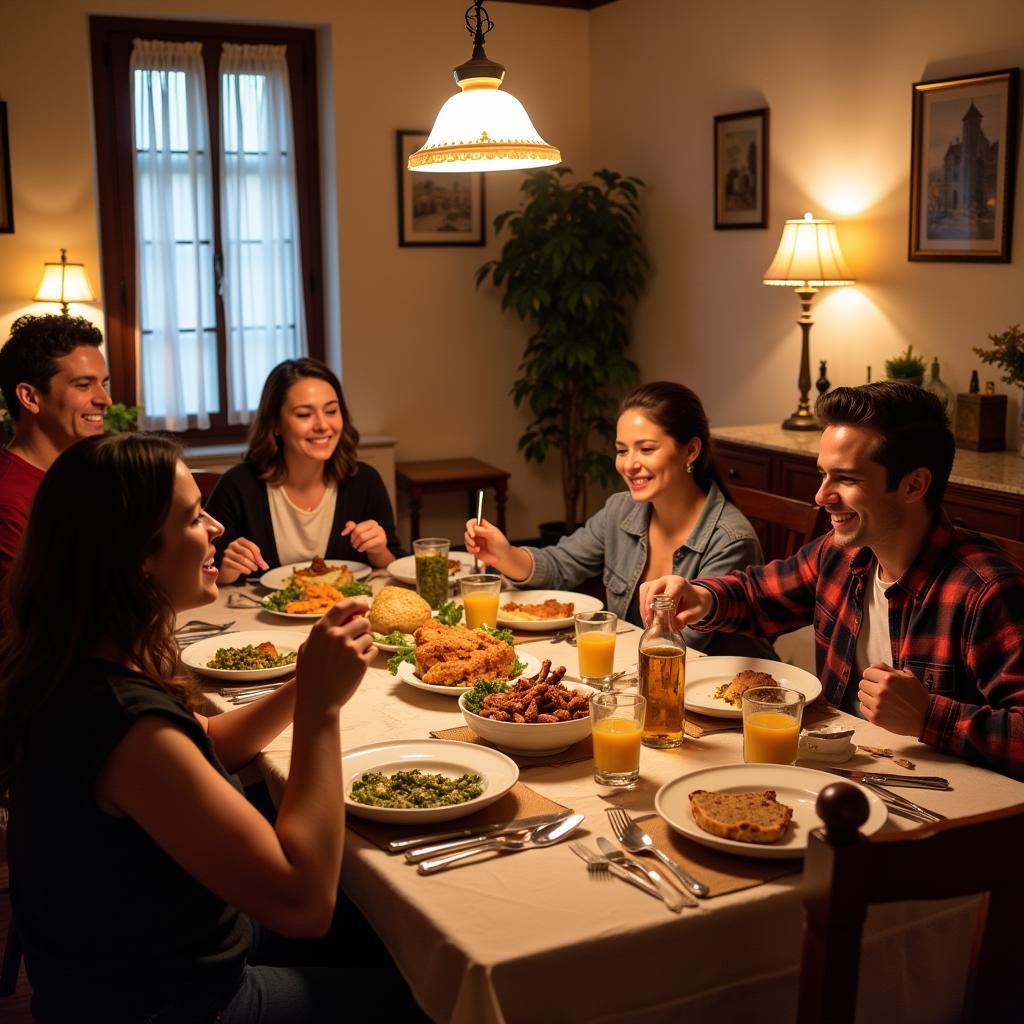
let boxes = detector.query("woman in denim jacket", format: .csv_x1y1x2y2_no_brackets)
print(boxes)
465,382,774,658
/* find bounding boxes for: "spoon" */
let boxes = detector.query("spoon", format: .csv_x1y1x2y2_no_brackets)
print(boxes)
417,812,584,874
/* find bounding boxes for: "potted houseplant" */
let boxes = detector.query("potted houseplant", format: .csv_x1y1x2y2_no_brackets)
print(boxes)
476,167,648,533
885,345,927,386
974,324,1024,456
0,397,139,443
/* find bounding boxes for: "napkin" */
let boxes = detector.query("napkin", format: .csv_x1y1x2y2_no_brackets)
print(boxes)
346,782,569,851
429,725,593,768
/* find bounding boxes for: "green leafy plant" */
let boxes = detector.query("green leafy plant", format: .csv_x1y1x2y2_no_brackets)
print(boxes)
476,167,649,530
103,402,140,433
974,324,1024,387
885,345,927,382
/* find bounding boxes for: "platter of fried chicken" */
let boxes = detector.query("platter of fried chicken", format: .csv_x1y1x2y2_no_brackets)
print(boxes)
496,589,604,631
395,622,542,696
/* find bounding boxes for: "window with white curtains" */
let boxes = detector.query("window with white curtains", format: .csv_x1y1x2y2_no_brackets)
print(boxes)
90,19,324,442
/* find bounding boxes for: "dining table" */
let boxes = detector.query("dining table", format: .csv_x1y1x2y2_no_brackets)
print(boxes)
188,573,1024,1023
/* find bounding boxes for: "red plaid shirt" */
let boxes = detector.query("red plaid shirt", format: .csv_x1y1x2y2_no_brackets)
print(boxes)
696,515,1024,779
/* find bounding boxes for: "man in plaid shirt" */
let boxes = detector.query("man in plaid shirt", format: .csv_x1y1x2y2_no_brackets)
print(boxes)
642,382,1024,779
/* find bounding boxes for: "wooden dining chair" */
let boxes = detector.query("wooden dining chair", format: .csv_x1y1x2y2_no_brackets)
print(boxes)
729,485,827,561
190,470,222,505
979,530,1024,570
798,783,1024,1024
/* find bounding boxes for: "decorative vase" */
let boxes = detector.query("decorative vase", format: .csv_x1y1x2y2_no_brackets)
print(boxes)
922,358,956,420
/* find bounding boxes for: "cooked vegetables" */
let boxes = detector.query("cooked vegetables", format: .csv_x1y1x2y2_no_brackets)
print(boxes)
207,644,296,671
349,769,483,808
415,553,450,609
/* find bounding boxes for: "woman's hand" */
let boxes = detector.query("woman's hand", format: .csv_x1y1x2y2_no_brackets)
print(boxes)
638,575,713,627
296,598,376,710
464,517,532,581
219,537,269,585
341,519,391,568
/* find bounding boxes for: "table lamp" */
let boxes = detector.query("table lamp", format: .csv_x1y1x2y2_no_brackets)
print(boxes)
34,248,95,316
763,213,853,430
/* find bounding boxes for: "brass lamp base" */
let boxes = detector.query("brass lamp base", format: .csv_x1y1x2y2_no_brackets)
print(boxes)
781,286,824,432
782,408,822,431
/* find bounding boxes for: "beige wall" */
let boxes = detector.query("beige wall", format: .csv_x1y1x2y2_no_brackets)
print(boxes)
590,0,1024,445
0,0,589,544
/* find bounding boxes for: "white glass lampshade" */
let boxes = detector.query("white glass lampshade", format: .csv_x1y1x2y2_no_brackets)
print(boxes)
763,212,854,287
34,249,95,312
409,79,560,173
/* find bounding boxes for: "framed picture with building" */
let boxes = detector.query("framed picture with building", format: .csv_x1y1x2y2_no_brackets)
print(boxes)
396,130,485,247
713,107,768,229
908,68,1019,262
0,101,14,234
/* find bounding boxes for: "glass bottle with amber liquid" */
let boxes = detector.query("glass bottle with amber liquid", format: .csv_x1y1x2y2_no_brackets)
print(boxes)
638,595,686,748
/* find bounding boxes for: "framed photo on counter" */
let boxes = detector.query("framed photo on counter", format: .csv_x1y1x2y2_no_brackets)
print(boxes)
714,107,768,229
909,68,1019,262
396,129,485,247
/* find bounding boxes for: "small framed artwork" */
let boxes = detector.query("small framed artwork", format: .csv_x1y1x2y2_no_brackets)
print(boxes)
396,130,485,247
714,107,768,229
909,68,1020,262
0,102,13,234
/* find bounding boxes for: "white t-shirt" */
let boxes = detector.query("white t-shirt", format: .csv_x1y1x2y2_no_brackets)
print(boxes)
267,481,338,567
846,563,894,716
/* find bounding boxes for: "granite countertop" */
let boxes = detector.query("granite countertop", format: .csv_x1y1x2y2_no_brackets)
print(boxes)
712,424,1024,498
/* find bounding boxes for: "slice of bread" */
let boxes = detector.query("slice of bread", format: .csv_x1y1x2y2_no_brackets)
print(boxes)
688,789,793,844
715,670,780,706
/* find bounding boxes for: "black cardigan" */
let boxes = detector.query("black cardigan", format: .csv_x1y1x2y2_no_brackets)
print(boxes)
207,459,404,575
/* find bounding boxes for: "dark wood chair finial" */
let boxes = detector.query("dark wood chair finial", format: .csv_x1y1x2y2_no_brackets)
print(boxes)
815,782,870,845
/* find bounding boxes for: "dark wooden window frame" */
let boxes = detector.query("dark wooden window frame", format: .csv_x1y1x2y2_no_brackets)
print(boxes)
90,16,325,445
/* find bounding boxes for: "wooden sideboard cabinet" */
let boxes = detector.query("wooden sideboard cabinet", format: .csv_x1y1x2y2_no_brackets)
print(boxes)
712,426,1024,555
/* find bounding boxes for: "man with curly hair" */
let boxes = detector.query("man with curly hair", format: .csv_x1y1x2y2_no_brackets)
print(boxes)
0,314,110,576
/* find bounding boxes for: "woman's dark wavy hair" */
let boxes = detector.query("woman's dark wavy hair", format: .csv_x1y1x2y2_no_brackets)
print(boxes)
620,381,732,500
815,381,954,511
0,433,196,808
245,358,360,485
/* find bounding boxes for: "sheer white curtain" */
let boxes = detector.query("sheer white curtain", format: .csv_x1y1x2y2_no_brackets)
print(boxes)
131,39,218,430
219,43,307,424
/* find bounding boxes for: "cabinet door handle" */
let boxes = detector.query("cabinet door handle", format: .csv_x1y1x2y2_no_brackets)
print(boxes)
728,468,738,479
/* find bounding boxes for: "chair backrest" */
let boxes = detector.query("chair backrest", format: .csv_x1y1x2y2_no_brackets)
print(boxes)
729,485,827,561
979,531,1024,570
190,470,222,504
798,783,1024,1024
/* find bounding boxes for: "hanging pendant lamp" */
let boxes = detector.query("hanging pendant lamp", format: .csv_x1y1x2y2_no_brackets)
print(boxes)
408,0,561,173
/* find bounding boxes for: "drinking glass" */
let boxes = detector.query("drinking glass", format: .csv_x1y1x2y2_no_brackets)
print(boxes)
741,686,805,765
575,611,618,689
460,574,501,629
413,537,450,610
590,692,646,787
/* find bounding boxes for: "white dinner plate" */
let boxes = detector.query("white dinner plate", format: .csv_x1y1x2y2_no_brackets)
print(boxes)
342,738,519,824
259,560,372,591
386,551,477,587
685,656,823,719
655,763,888,859
396,649,542,697
180,629,308,682
496,589,604,631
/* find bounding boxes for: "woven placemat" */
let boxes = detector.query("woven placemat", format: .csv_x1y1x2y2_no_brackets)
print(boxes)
347,782,569,851
599,807,799,897
430,725,593,768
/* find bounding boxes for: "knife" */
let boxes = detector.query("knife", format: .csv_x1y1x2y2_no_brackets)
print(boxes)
825,767,950,790
403,810,574,862
386,810,570,853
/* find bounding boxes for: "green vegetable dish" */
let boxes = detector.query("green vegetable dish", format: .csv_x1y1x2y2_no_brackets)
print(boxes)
415,553,450,609
349,769,483,808
207,645,297,671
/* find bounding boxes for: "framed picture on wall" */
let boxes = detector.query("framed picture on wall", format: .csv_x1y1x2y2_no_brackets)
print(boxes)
0,102,14,234
909,68,1019,262
396,130,485,247
713,107,768,229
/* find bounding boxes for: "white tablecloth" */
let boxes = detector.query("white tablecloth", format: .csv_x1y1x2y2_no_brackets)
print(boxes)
193,582,1021,1023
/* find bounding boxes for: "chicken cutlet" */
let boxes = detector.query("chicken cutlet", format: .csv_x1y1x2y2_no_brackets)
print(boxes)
499,599,575,620
413,622,515,686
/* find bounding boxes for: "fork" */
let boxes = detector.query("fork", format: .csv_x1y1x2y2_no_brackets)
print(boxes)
606,807,711,899
568,842,664,903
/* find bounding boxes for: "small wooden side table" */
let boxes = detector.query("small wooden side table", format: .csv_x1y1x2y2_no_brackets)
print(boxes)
395,458,510,543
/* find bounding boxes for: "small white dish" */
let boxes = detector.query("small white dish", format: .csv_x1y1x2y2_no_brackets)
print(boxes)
396,649,542,697
180,629,307,682
259,560,372,591
496,590,604,631
655,763,887,860
342,738,519,824
684,656,823,720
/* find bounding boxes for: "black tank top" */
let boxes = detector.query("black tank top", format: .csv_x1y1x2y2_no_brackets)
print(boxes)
8,658,251,1023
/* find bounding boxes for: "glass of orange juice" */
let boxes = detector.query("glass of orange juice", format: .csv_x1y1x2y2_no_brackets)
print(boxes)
590,692,646,787
575,611,618,689
741,687,805,765
459,574,501,629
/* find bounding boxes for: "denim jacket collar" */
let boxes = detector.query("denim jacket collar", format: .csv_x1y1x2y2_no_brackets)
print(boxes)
618,482,726,560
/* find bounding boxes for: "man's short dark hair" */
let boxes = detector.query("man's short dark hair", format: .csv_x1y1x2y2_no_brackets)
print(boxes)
815,381,955,511
0,314,104,421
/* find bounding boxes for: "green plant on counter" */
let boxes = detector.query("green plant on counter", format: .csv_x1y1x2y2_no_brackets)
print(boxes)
974,324,1024,388
476,167,649,531
885,345,927,382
